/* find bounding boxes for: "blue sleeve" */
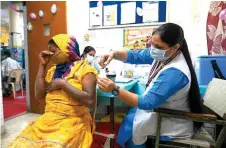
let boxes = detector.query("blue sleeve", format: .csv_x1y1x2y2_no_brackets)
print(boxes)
138,68,189,110
125,48,154,64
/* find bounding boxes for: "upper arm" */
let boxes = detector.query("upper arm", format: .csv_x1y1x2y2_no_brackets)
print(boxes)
125,48,154,64
18,63,22,68
78,63,98,98
81,73,97,98
138,68,189,110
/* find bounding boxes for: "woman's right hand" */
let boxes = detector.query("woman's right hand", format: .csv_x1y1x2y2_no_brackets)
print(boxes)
99,52,116,68
39,50,54,65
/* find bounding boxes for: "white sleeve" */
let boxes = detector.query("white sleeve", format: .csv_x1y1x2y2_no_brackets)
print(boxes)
1,61,6,70
17,62,22,69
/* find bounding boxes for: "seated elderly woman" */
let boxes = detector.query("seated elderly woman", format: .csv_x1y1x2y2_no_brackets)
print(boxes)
9,34,98,148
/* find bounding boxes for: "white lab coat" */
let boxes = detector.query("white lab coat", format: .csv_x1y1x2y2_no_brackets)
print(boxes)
132,53,194,145
1,57,22,76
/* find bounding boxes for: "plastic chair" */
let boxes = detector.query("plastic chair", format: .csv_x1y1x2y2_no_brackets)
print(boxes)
8,69,24,99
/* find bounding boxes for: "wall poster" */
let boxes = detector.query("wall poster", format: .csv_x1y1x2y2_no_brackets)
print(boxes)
123,27,156,50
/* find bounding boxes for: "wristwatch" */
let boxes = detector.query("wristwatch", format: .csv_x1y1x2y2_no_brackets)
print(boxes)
112,85,120,96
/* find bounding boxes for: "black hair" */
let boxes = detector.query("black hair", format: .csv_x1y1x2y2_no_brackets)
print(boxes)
81,46,96,58
3,50,11,57
48,39,59,48
153,23,202,130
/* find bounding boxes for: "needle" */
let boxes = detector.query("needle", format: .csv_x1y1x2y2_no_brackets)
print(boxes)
103,62,109,69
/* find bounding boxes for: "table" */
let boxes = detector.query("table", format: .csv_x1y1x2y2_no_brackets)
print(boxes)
97,80,139,148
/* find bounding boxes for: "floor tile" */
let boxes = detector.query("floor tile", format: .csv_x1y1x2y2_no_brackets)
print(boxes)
1,131,20,148
1,113,41,147
1,129,15,139
4,113,41,131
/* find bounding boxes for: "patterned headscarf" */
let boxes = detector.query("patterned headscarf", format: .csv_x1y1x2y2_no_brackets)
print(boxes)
52,34,81,61
51,34,81,79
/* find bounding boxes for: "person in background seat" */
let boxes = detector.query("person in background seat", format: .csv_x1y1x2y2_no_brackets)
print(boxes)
1,50,22,96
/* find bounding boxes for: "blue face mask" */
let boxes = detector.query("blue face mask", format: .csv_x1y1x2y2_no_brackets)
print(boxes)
150,47,169,61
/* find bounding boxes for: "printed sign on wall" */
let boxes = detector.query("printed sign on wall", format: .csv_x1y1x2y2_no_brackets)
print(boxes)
123,27,156,50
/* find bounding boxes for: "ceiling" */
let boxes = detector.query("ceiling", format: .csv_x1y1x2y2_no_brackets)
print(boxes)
1,1,9,26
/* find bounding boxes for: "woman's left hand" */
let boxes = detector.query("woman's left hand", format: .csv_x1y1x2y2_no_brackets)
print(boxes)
46,78,66,92
97,77,116,92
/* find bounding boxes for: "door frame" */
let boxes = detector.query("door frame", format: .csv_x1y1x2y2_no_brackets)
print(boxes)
22,2,31,111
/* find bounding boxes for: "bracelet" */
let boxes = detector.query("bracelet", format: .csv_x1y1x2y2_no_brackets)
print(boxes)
36,76,44,79
36,74,45,79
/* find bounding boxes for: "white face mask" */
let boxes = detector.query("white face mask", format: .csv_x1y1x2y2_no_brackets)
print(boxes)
87,55,94,64
150,47,169,61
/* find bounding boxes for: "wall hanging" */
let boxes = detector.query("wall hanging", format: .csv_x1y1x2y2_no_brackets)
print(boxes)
84,34,90,41
27,22,33,31
97,1,103,7
39,10,44,17
89,1,166,27
51,4,57,14
103,4,117,26
30,13,36,19
136,7,143,16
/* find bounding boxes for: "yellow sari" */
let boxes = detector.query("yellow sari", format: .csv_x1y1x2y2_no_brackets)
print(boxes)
9,35,98,148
